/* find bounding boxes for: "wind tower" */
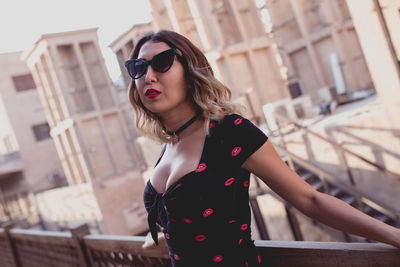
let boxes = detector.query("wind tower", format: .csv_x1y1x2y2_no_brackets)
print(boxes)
22,28,147,235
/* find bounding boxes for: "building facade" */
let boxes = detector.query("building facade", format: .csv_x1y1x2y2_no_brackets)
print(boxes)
345,0,400,131
109,22,155,89
0,51,65,227
22,29,148,235
266,0,373,104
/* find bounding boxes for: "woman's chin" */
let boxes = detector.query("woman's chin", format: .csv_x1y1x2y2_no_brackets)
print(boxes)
144,105,166,116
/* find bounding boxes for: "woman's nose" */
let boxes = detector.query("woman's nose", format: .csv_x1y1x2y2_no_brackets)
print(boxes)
144,65,157,83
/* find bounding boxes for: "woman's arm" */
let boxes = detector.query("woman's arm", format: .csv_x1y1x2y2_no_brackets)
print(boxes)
242,140,400,248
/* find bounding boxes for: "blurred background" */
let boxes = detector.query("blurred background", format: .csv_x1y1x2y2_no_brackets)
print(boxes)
0,0,399,245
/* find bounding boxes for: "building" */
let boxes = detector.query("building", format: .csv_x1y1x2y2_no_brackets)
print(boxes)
345,0,400,131
266,0,373,104
22,28,148,235
0,51,65,227
109,22,155,89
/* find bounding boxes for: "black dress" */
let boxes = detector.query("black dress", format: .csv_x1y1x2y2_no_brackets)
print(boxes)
144,114,268,266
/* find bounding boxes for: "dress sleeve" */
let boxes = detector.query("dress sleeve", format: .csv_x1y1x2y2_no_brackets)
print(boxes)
219,114,268,168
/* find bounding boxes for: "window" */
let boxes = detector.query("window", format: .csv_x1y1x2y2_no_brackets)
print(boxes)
32,123,51,141
12,73,36,92
288,81,303,98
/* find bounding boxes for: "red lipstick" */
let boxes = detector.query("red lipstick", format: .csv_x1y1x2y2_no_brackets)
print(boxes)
145,88,161,99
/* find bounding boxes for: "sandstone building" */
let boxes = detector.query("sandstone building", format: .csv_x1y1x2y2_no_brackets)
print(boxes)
0,51,64,227
22,29,148,235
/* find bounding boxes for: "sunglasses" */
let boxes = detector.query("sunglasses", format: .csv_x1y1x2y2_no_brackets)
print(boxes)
124,48,182,79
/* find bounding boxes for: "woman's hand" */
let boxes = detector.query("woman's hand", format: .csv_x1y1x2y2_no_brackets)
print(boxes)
142,231,168,252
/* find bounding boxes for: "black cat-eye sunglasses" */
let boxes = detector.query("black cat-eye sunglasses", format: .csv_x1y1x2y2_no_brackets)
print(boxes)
124,48,182,79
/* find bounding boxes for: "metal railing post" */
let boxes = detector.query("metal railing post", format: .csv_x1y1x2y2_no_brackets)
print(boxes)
250,198,270,240
70,223,92,267
284,205,304,241
339,143,356,186
3,223,21,267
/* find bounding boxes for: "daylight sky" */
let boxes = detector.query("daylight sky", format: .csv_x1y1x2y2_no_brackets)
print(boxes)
0,0,153,80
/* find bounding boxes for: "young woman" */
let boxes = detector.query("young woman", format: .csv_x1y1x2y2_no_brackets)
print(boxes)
125,30,400,266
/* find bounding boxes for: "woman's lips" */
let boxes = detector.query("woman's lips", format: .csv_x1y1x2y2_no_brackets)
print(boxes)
145,89,161,99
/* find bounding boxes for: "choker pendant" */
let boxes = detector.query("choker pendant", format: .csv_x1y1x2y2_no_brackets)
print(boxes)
172,133,179,143
163,114,199,143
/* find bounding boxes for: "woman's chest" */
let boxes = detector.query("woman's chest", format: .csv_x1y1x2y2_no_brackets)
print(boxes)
150,136,207,194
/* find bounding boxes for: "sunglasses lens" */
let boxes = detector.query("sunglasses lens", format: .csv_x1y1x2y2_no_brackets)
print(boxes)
129,60,145,79
152,50,175,73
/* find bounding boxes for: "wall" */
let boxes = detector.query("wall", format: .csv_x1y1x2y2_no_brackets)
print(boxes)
0,52,65,193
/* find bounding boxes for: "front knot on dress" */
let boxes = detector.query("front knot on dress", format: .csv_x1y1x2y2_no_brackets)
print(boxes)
148,193,163,245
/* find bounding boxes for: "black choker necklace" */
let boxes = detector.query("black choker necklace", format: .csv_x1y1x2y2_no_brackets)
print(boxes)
163,114,199,143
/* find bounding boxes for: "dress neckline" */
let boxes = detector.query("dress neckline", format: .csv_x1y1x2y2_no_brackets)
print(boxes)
147,133,210,196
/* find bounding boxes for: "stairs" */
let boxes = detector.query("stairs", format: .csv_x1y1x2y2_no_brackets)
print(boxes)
292,162,398,242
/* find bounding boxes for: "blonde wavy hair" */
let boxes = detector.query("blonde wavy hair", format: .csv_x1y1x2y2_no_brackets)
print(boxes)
127,30,242,143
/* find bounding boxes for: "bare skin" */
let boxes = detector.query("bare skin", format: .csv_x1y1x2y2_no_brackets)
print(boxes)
150,119,206,194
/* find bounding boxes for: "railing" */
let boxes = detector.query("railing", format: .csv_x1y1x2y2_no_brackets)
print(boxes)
272,117,400,218
0,223,399,267
247,117,400,243
274,144,400,224
291,122,400,182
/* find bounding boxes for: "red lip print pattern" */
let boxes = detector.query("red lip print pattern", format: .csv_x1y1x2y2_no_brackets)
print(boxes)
240,224,248,230
174,254,180,261
224,177,235,186
165,233,170,239
257,255,261,264
183,218,192,224
195,235,206,241
228,219,236,223
195,163,207,173
203,208,214,217
212,255,223,262
209,122,215,128
238,238,243,245
245,261,249,266
243,180,249,187
232,147,242,156
234,118,243,125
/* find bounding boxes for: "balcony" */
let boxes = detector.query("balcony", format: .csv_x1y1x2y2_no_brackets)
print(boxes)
0,151,23,178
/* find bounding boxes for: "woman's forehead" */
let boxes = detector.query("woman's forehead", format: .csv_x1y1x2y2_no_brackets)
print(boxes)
138,41,171,59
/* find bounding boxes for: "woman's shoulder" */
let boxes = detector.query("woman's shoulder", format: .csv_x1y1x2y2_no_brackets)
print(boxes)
218,113,249,127
210,113,258,137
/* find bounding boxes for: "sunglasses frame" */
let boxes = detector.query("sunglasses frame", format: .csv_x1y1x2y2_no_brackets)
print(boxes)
125,48,182,79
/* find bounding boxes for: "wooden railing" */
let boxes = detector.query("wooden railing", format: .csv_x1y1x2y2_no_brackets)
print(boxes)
1,223,399,267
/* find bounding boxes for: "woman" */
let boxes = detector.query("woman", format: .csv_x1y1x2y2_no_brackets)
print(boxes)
125,30,400,266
